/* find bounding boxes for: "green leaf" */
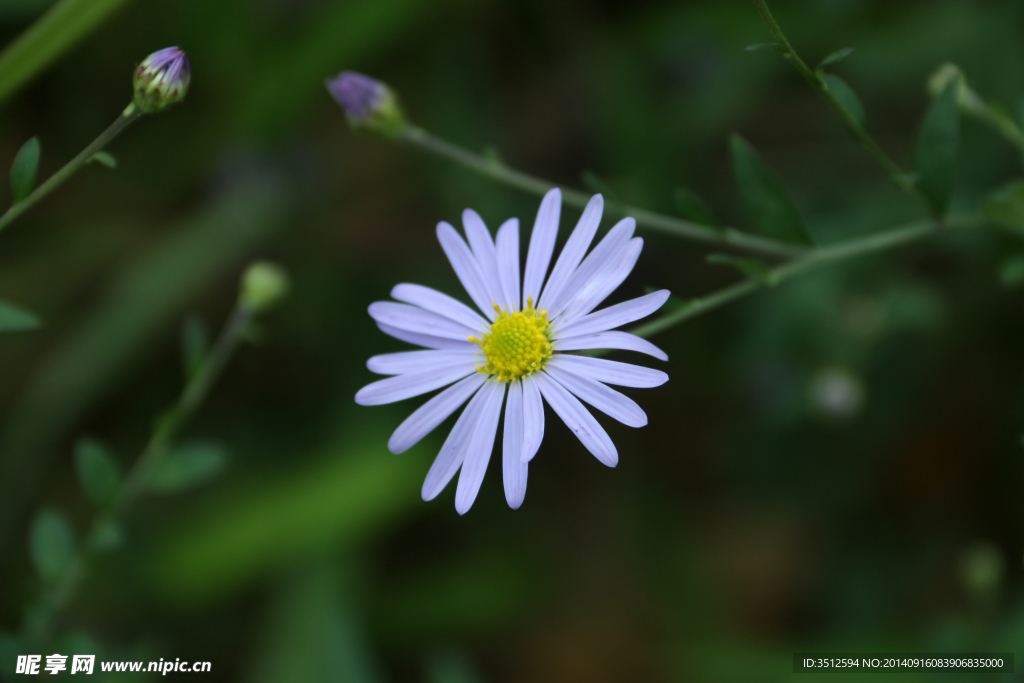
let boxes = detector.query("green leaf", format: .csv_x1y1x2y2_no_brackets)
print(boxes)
707,253,777,285
0,298,40,332
9,136,39,204
74,438,120,508
817,47,854,69
89,519,123,552
29,508,75,582
148,441,228,494
180,315,209,381
999,256,1024,287
915,80,960,217
729,134,813,245
580,170,620,203
88,151,117,169
984,179,1024,231
823,73,865,128
744,43,781,53
672,187,717,226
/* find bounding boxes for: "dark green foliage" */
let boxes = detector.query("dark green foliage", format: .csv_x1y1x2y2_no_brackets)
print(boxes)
915,81,960,217
730,134,814,245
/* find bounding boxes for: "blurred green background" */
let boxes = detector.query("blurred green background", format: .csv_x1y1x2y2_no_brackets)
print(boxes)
2,0,1024,681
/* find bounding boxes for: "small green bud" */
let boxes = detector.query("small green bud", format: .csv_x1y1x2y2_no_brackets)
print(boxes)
325,71,405,138
240,261,289,313
927,63,985,115
133,47,191,114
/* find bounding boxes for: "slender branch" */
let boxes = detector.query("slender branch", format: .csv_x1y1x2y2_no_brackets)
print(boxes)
0,105,142,236
750,0,928,206
630,214,983,338
399,125,806,258
25,303,253,646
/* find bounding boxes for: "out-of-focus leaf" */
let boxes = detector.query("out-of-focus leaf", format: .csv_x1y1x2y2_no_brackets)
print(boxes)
10,136,40,204
915,80,960,217
984,179,1024,231
707,253,777,285
426,652,483,683
0,632,21,679
148,441,228,494
74,438,120,508
0,299,40,332
581,170,620,204
89,519,122,552
743,43,781,53
29,508,74,582
824,74,865,128
88,151,117,169
0,0,133,107
817,47,854,69
180,315,209,381
730,134,813,245
1000,256,1024,287
673,187,717,226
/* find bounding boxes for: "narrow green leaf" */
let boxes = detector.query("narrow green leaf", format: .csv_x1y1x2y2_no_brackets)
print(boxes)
180,315,209,381
29,508,75,582
9,136,39,204
580,170,620,203
729,134,813,245
817,47,854,69
824,74,865,128
744,43,781,53
148,441,228,494
672,187,717,226
0,298,40,332
88,151,117,169
74,438,121,508
915,80,960,217
984,179,1024,231
707,253,777,285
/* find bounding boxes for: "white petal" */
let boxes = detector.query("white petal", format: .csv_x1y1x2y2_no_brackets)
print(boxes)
369,301,477,341
502,380,528,509
520,374,545,463
388,373,487,453
552,330,668,361
548,354,668,387
391,283,488,332
437,221,497,320
368,349,480,375
355,362,475,406
544,363,646,427
557,237,643,325
376,322,476,351
538,194,603,311
555,290,671,340
462,209,505,308
522,188,562,306
535,371,618,467
495,218,520,311
454,380,506,515
421,384,489,501
547,217,635,318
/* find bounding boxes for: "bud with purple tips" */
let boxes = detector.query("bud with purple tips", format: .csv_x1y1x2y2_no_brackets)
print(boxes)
133,47,191,114
326,71,404,138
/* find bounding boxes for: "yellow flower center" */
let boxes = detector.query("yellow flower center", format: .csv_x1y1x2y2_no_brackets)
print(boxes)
470,297,553,382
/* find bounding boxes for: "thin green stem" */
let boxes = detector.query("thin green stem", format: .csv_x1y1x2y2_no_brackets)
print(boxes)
630,214,982,338
399,125,806,258
0,105,142,236
750,0,927,205
24,303,253,646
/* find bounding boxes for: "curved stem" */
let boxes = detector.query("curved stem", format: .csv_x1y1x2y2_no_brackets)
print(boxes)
399,125,806,258
630,214,982,338
0,105,142,236
751,0,928,206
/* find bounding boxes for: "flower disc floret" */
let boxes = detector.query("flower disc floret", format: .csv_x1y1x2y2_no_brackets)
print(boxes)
472,299,553,382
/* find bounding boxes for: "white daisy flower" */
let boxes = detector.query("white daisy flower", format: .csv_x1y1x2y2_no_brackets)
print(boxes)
355,189,670,514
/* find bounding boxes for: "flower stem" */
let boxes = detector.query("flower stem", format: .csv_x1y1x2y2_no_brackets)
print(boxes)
399,125,806,258
0,105,142,236
24,302,253,646
630,214,983,338
750,0,927,206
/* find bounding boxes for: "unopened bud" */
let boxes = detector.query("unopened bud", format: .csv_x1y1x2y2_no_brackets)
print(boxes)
133,47,191,114
240,262,289,313
927,62,985,115
325,71,405,138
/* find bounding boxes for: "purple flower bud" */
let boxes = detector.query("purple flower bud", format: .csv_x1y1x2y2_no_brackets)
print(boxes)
325,71,404,137
133,47,191,114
